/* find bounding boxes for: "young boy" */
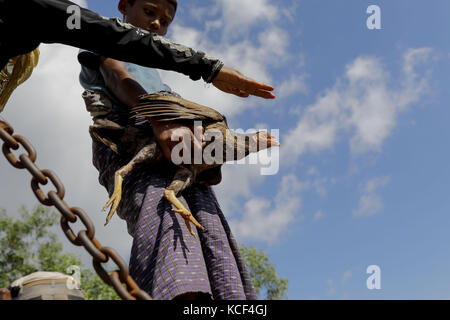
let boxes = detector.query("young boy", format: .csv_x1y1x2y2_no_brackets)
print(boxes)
79,0,258,300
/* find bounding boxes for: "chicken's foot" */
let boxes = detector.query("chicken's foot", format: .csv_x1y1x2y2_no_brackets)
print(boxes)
103,143,161,226
103,171,123,226
164,189,204,237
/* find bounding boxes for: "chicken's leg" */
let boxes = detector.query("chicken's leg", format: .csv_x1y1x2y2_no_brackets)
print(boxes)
163,167,205,237
104,142,161,226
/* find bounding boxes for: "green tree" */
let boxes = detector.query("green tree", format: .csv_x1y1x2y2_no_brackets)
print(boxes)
0,205,119,299
1,205,287,300
239,244,288,300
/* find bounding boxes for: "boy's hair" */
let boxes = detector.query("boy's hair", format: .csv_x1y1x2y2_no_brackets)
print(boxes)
126,0,178,12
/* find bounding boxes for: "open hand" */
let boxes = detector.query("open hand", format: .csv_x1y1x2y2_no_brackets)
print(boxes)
213,65,275,99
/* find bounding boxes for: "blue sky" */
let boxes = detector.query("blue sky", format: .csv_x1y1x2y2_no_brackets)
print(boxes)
2,0,450,300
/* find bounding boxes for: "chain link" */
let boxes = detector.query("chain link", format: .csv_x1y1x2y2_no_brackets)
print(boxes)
0,117,151,300
31,169,65,205
19,154,47,184
2,135,36,169
0,121,18,149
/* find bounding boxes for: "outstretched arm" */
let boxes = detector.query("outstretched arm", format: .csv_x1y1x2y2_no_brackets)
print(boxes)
1,0,275,99
2,0,220,83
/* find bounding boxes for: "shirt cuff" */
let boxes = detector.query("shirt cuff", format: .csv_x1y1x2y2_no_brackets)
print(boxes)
205,60,224,83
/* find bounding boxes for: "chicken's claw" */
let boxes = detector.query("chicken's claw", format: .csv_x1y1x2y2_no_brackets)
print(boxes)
103,172,123,226
164,189,205,237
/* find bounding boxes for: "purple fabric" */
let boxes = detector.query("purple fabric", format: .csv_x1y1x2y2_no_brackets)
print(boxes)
92,139,258,300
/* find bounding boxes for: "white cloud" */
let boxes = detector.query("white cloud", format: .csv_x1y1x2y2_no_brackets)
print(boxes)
160,26,253,118
213,164,266,217
254,123,269,130
215,0,279,36
227,174,303,243
72,0,88,8
313,210,324,221
353,176,391,217
282,48,434,163
277,74,309,98
160,1,302,119
159,22,289,118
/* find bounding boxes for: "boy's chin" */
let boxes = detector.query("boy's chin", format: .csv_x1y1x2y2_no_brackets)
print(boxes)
152,30,168,36
143,28,167,36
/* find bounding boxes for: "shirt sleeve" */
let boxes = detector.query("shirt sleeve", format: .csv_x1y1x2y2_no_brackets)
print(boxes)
3,0,224,83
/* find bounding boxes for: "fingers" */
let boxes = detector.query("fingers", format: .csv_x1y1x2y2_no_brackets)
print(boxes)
213,65,276,99
239,77,275,99
229,87,250,98
239,92,250,98
251,89,276,99
214,79,275,99
241,78,275,92
230,84,275,99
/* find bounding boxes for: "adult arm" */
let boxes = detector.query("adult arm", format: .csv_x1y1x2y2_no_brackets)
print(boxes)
0,0,274,98
2,0,220,82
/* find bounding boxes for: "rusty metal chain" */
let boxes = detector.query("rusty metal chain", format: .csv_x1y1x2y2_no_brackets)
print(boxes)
0,117,151,300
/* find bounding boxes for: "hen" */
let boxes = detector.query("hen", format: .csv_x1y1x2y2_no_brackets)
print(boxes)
89,92,280,236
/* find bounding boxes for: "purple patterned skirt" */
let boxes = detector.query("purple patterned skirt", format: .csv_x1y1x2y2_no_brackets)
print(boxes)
92,136,257,300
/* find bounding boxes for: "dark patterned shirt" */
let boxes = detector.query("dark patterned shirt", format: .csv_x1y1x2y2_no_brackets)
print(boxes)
0,0,223,82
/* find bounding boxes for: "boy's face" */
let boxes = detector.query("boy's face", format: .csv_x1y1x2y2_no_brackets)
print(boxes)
118,0,175,36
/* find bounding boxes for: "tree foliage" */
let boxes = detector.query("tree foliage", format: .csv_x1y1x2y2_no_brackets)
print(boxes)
239,244,288,300
0,205,287,300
